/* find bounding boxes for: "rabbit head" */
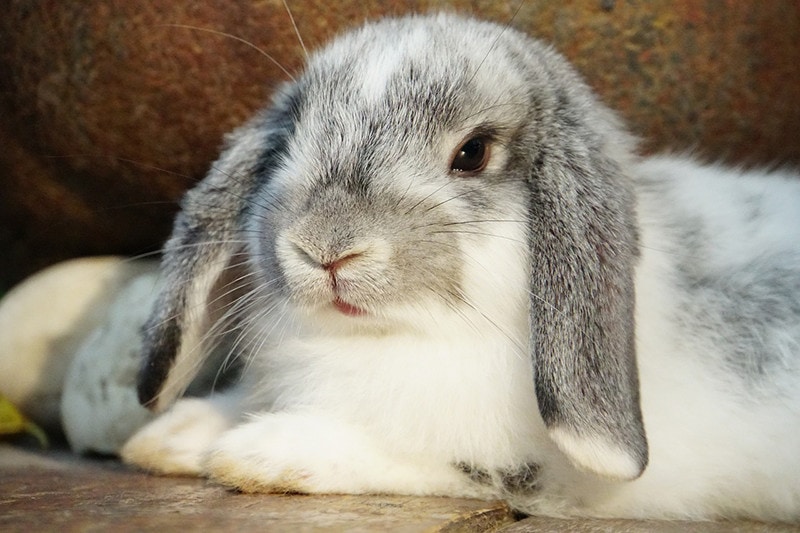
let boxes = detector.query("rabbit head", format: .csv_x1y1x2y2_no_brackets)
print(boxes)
137,14,647,481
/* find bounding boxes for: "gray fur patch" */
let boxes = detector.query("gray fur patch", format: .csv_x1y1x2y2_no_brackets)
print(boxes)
681,254,800,383
499,463,541,494
454,462,493,485
454,462,542,495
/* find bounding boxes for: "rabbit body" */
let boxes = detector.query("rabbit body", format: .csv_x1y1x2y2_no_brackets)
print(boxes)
122,14,800,521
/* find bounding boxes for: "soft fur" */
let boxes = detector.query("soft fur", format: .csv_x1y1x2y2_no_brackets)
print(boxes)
121,14,800,521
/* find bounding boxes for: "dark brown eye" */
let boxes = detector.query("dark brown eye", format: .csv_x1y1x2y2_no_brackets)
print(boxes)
450,136,491,173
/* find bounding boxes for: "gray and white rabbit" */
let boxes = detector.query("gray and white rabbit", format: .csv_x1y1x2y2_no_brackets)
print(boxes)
121,14,800,521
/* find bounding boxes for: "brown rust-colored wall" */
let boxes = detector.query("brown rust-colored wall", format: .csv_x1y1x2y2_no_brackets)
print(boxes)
1,0,798,289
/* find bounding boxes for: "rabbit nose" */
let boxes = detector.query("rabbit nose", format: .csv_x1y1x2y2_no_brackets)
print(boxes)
288,238,362,275
322,252,362,274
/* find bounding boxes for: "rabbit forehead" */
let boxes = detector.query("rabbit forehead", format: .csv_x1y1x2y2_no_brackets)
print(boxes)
302,15,530,125
354,23,429,103
347,17,527,103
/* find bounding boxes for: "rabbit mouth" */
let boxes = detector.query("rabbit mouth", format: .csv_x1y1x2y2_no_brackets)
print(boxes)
332,296,367,317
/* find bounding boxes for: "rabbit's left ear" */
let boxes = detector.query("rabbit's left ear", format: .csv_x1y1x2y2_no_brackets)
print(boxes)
528,115,648,480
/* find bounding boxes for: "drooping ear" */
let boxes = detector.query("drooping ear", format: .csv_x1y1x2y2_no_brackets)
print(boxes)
528,102,648,480
136,207,241,412
137,106,294,412
137,170,253,411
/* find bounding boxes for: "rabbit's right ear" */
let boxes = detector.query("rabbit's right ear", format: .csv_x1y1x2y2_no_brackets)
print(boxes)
137,99,297,412
136,202,241,412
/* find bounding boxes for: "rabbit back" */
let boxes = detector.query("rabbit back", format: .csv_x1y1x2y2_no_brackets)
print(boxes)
612,156,800,519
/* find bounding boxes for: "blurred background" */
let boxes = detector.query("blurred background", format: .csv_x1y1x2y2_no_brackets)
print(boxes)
1,0,799,292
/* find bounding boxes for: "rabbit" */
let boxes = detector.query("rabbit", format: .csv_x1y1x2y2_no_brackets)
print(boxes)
120,13,800,521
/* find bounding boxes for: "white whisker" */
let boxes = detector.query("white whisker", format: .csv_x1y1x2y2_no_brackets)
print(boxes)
281,0,308,60
164,24,296,82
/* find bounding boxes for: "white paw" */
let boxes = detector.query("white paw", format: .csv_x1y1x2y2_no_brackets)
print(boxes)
202,412,482,497
202,412,355,493
121,396,236,475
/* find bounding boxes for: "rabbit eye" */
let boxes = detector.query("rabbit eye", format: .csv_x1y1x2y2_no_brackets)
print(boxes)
450,136,491,174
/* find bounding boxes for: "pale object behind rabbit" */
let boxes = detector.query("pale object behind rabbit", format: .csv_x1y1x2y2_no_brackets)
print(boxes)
61,266,161,454
121,14,800,521
0,257,156,432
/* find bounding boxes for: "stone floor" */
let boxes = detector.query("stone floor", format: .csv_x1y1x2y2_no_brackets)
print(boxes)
1,443,797,532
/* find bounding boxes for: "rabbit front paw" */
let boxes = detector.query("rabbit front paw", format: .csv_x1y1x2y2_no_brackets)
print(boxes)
121,396,236,475
202,412,365,493
202,412,478,497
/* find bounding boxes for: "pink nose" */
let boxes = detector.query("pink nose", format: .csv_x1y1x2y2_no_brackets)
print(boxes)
321,252,361,274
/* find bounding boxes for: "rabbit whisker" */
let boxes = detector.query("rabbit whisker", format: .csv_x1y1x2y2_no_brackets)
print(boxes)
164,24,296,82
281,0,308,60
428,229,528,245
403,181,455,215
464,0,526,87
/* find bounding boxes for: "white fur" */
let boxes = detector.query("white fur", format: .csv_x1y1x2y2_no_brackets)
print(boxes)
547,427,643,481
121,393,242,474
356,25,429,103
